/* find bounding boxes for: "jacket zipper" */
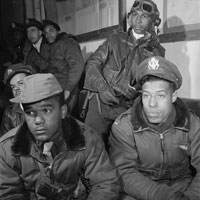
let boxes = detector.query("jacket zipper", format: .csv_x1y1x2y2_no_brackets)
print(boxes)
160,133,164,153
159,133,164,170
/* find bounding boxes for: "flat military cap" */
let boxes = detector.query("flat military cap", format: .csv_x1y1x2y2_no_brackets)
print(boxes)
10,73,63,104
25,18,43,30
135,56,182,89
43,20,60,31
4,63,37,85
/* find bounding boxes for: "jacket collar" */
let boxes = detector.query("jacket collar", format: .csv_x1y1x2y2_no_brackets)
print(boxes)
130,97,191,132
11,117,86,156
54,32,77,43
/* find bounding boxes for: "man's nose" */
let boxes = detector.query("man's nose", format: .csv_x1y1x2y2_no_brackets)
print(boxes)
45,32,50,37
35,114,45,124
136,15,142,23
13,85,20,91
149,96,158,107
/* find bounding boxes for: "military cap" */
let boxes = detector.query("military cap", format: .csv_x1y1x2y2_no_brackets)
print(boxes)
9,22,24,33
25,18,43,30
43,20,60,31
135,56,182,89
10,73,63,104
4,63,37,85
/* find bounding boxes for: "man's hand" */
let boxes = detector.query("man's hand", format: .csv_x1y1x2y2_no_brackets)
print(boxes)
113,84,139,100
99,90,119,105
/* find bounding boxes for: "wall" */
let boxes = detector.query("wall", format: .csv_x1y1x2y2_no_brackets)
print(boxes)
0,0,25,42
79,0,200,99
152,0,200,99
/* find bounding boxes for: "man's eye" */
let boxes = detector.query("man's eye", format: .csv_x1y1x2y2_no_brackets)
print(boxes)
131,11,137,17
25,110,35,116
143,14,148,18
159,95,165,98
142,94,149,98
43,109,51,114
10,85,15,90
18,81,23,86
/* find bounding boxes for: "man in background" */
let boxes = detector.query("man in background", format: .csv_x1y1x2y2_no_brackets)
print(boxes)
0,63,36,136
7,22,26,64
25,18,50,73
43,20,84,113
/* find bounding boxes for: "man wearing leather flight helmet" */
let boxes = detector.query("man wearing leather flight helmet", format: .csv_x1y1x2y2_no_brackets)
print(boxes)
83,0,165,149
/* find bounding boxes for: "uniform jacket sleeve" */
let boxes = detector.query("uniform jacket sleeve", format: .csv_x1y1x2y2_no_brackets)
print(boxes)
184,114,200,200
84,39,112,92
84,129,120,200
109,116,174,200
0,136,25,199
59,37,84,92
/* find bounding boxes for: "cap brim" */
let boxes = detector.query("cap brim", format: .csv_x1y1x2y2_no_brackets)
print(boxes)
10,90,63,104
138,71,178,89
145,71,175,83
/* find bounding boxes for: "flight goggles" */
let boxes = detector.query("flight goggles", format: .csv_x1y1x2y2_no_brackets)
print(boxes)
131,0,156,14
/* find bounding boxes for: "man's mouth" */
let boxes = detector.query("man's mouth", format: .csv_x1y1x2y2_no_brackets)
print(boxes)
34,128,47,134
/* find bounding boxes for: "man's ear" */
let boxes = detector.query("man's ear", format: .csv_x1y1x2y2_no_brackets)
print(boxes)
172,90,178,103
127,13,132,27
61,104,68,119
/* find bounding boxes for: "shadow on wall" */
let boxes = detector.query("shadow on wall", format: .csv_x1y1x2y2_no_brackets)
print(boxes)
162,16,190,97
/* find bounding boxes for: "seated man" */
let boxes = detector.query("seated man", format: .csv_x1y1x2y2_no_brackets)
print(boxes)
25,18,50,73
0,63,36,136
0,73,119,199
7,22,26,64
109,56,200,200
43,20,84,113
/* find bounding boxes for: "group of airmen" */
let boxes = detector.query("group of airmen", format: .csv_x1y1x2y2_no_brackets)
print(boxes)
0,1,199,200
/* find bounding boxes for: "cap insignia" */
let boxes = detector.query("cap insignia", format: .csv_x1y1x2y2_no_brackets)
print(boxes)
148,57,159,70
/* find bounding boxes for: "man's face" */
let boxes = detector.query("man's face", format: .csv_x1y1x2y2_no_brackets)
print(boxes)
129,10,152,34
12,31,24,46
44,25,58,44
23,97,66,142
26,26,42,44
141,79,177,124
10,73,27,97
